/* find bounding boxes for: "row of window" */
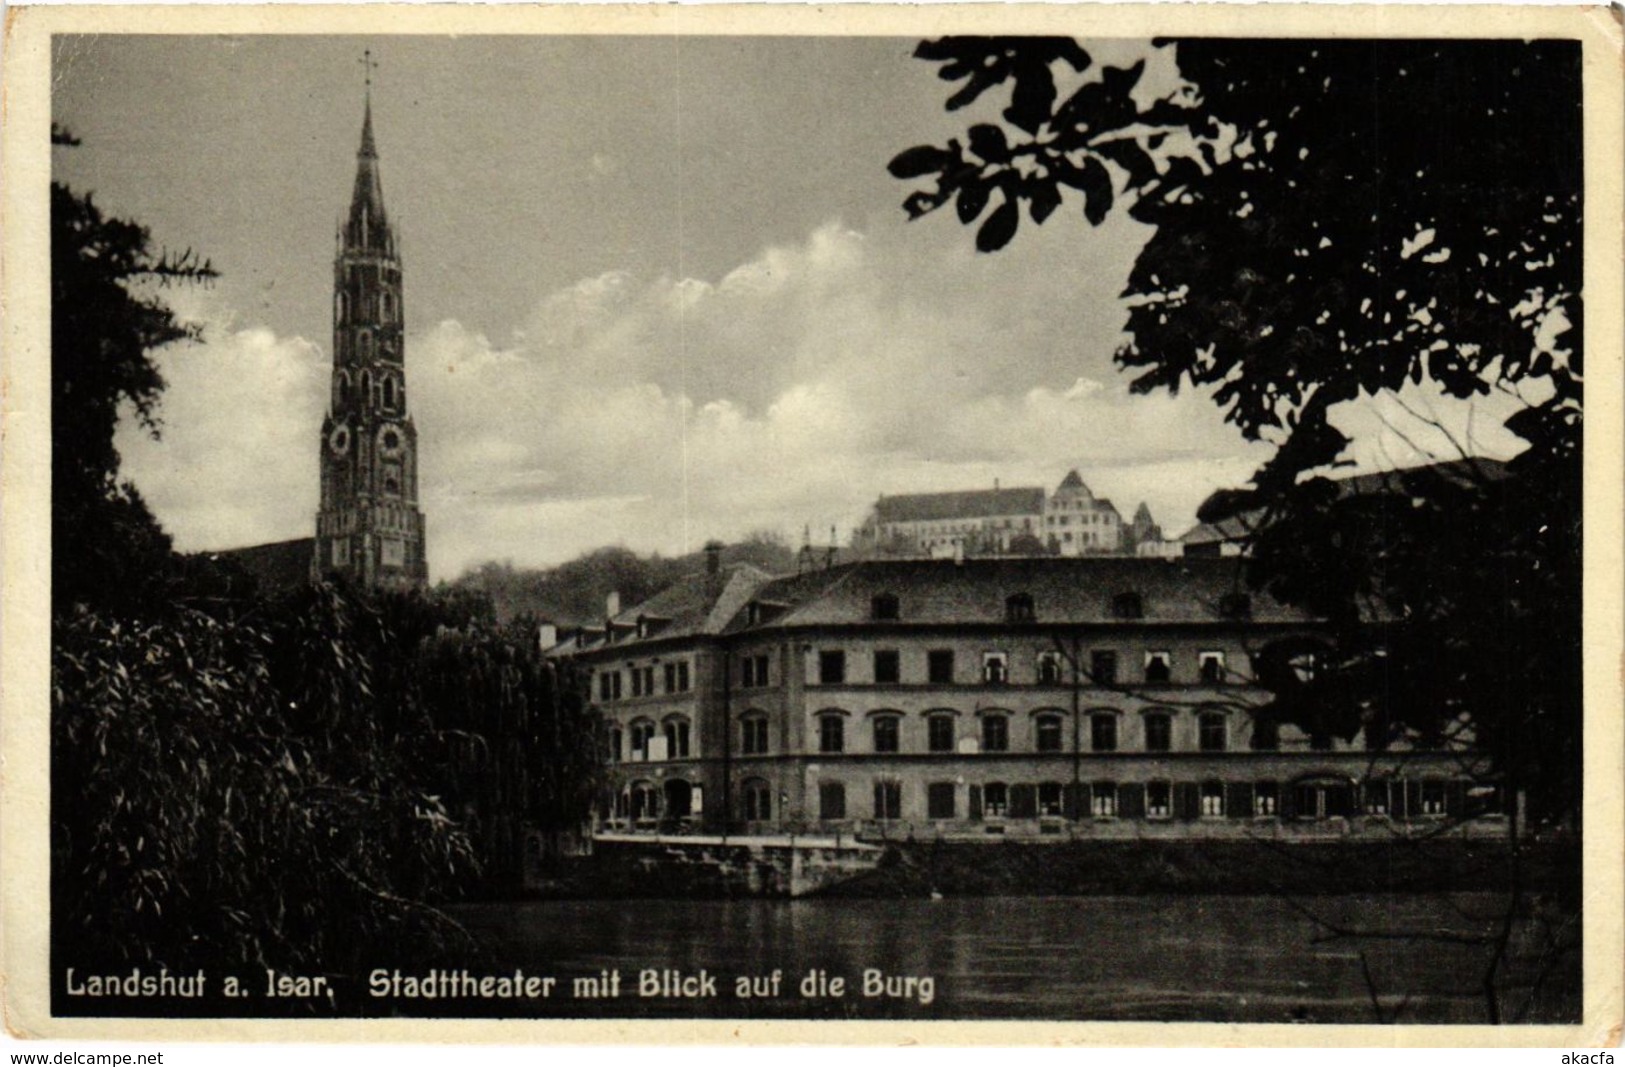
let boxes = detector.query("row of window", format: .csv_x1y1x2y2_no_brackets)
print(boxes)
812,648,1234,686
806,708,1262,754
598,660,691,702
608,776,1478,825
609,718,691,762
867,591,1251,622
789,778,1463,822
333,366,403,411
609,707,1294,761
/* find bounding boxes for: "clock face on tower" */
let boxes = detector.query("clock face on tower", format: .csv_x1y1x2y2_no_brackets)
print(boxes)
378,425,404,459
329,424,352,457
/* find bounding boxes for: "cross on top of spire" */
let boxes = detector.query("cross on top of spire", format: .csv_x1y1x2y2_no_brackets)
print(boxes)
361,48,378,92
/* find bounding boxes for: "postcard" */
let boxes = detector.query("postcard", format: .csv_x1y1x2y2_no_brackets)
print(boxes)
3,2,1621,1047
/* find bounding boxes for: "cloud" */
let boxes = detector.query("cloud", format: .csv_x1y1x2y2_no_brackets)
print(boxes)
124,215,1414,581
115,298,327,551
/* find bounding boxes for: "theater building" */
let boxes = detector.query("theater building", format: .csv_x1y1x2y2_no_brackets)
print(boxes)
549,551,1494,838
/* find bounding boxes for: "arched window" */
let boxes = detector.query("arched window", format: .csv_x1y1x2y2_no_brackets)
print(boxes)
1143,710,1174,752
1090,711,1118,752
629,719,656,761
359,331,374,363
740,777,772,822
630,781,659,823
817,711,846,754
335,370,351,408
383,375,398,409
871,714,901,753
1034,713,1064,753
980,713,1009,753
740,712,769,755
663,716,692,759
360,369,373,406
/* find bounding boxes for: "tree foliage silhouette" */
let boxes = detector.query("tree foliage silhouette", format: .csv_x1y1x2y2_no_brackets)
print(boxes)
891,39,1582,827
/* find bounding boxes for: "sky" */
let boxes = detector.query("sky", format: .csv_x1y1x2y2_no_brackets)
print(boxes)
52,34,1529,581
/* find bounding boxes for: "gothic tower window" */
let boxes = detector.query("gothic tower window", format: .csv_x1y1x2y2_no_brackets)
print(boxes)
383,376,397,410
360,369,373,406
359,331,374,363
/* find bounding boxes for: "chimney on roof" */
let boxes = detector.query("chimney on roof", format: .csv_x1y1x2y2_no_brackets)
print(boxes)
704,539,724,577
606,590,621,619
825,525,837,569
537,621,559,651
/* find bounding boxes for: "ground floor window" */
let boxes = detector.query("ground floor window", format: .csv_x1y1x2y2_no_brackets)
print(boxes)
1200,781,1225,817
741,778,772,822
1293,779,1353,819
1038,782,1064,816
1147,781,1172,819
927,782,956,820
1364,779,1391,816
819,781,846,820
874,781,902,820
984,782,1009,818
1254,781,1278,816
630,782,659,822
1091,782,1117,818
1420,779,1447,816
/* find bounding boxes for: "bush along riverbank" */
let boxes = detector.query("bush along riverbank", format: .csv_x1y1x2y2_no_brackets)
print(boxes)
819,836,1578,899
520,833,1578,901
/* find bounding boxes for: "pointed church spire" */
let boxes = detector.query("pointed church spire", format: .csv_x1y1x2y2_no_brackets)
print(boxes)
345,50,389,253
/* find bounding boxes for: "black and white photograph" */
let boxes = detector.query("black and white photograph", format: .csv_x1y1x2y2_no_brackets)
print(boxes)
4,2,1621,1044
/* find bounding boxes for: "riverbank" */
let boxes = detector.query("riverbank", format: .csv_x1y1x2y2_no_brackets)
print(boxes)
522,834,1577,900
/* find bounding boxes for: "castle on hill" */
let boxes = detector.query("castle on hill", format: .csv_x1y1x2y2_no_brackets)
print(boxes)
854,470,1163,559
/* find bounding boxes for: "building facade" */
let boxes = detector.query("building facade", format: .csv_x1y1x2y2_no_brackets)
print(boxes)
552,556,1495,839
860,471,1162,559
312,90,429,590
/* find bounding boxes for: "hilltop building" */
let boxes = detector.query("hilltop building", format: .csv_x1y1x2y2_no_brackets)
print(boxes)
548,553,1493,838
858,470,1162,559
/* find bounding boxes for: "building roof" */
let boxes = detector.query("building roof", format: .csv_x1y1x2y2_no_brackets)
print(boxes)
1056,469,1089,492
1179,457,1511,546
724,557,1312,630
204,538,314,595
549,562,775,655
875,487,1045,525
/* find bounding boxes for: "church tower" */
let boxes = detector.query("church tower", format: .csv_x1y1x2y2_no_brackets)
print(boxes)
314,65,428,590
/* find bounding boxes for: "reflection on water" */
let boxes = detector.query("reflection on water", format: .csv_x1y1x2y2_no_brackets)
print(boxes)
448,893,1578,1023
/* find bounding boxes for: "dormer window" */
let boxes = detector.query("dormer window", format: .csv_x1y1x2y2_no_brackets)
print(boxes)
871,593,900,621
1219,592,1252,619
1112,592,1143,619
1005,593,1035,623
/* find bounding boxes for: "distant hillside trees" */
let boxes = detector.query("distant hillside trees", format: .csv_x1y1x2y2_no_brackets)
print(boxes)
447,530,801,625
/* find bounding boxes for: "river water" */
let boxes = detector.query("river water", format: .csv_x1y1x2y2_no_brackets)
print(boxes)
449,893,1578,1024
